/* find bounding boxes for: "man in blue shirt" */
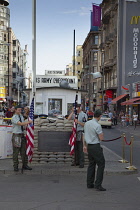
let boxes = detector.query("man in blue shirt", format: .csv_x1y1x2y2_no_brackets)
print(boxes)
84,109,106,191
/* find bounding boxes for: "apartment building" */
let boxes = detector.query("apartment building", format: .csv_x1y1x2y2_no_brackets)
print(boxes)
82,30,101,111
100,0,118,111
101,0,140,113
0,0,28,106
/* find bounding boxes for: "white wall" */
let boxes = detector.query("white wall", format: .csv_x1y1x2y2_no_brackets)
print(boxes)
29,88,81,115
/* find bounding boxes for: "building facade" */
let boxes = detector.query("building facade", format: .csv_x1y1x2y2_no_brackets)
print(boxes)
81,30,101,111
0,0,28,107
100,0,118,111
101,0,140,114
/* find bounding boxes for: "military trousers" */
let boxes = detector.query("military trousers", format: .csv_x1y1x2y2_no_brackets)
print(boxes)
74,131,84,166
12,134,28,169
87,143,105,188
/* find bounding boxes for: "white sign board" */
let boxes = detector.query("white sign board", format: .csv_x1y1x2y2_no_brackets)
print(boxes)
36,75,78,88
0,126,13,159
45,70,65,76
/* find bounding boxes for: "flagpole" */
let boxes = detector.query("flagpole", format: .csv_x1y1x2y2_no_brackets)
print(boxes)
73,29,75,76
32,0,36,111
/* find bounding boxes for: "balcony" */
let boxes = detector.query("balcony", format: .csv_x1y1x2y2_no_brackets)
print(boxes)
104,59,114,68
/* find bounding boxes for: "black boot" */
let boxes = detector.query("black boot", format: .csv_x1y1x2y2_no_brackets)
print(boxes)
23,165,32,170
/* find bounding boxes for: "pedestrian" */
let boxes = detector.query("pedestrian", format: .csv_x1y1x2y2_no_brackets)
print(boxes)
133,111,138,130
11,105,32,172
125,112,130,127
68,104,87,168
121,113,126,127
108,111,113,124
113,111,118,125
119,111,124,125
83,109,106,191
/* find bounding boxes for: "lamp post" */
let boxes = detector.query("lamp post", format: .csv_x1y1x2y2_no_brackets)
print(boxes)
83,72,102,110
15,76,25,104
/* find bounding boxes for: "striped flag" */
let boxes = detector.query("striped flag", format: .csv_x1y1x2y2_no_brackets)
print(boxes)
26,98,34,162
69,119,76,155
69,93,78,155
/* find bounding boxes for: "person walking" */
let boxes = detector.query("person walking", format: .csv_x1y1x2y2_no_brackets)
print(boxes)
133,112,138,130
113,111,118,125
108,111,113,124
83,109,106,191
68,104,87,168
11,105,32,172
125,112,130,127
121,113,126,127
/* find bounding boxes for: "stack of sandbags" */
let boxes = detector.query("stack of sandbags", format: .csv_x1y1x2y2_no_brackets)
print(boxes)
64,119,73,131
34,118,73,131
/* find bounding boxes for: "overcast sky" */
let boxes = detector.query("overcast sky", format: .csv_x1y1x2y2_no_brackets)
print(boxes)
9,0,102,75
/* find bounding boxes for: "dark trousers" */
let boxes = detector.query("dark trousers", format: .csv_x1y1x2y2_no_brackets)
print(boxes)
74,141,84,166
87,144,105,187
113,118,117,125
12,134,28,168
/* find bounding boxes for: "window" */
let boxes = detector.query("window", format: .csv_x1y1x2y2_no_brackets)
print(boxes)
93,52,97,61
48,98,62,117
13,73,16,78
77,62,80,65
77,51,80,56
94,36,98,45
13,40,16,46
13,62,16,68
4,33,6,42
13,51,16,57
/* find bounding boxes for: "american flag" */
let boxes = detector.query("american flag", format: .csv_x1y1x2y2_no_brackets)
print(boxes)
69,119,76,155
26,98,34,162
69,93,78,155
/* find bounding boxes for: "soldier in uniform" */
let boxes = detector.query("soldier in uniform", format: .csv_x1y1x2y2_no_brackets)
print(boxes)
68,104,87,168
11,105,32,172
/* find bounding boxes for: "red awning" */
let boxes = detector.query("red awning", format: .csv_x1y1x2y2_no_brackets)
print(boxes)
111,94,128,104
121,97,140,105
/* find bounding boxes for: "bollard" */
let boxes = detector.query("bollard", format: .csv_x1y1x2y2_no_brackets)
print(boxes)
126,136,137,170
119,133,128,163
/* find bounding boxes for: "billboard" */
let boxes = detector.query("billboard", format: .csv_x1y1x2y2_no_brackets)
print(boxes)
123,2,140,86
36,75,78,89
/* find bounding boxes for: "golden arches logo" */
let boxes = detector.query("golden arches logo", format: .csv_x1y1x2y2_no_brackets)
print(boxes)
130,16,140,24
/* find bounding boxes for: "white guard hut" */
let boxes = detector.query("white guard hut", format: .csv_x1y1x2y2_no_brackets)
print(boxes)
25,74,83,117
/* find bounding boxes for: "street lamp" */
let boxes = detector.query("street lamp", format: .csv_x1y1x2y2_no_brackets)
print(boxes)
83,72,102,110
14,76,25,103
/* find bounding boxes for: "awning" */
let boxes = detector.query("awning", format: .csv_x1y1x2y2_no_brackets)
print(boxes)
111,94,128,104
121,97,140,105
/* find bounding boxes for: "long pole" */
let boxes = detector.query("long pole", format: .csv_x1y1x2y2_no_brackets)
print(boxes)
18,82,20,103
32,0,36,110
102,51,104,112
73,29,75,76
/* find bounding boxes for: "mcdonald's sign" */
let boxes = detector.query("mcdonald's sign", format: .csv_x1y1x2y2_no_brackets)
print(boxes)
130,16,140,24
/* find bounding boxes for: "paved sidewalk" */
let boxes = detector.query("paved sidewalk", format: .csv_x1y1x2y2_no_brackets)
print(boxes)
0,145,138,175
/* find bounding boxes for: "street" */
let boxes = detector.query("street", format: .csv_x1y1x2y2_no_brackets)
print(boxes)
0,125,140,210
102,125,140,170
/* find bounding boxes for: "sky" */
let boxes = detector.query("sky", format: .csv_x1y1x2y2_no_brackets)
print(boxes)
9,0,102,75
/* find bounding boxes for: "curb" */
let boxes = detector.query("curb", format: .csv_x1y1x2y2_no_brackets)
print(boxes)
0,165,138,175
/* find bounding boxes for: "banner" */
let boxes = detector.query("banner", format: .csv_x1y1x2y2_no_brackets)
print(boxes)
92,5,101,27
